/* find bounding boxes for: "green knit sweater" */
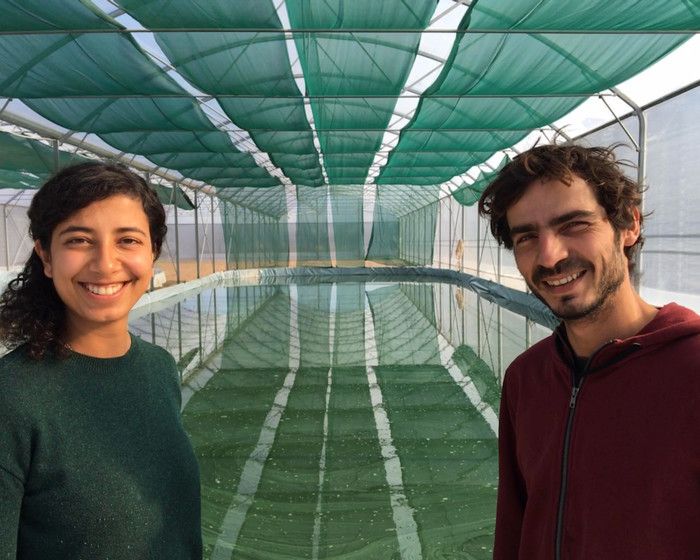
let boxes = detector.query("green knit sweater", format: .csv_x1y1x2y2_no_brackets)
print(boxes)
0,335,202,559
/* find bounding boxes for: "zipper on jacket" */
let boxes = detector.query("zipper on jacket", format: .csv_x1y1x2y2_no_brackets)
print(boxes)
554,376,584,560
552,340,641,559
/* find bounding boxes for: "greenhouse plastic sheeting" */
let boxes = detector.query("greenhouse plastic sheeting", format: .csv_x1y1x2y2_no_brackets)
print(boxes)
377,0,696,185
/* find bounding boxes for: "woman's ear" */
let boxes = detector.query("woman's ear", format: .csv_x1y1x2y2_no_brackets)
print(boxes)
34,240,53,278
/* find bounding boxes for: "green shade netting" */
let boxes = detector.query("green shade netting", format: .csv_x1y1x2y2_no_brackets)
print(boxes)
287,0,437,184
366,184,441,263
216,185,289,218
399,201,438,265
1,3,278,190
0,130,88,188
329,185,365,262
452,157,509,207
0,129,194,212
296,186,331,265
377,0,696,186
115,0,325,188
222,203,289,269
153,184,196,210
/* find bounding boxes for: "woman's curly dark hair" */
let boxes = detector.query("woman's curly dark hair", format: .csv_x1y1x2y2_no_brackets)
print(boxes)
0,162,167,359
478,143,645,273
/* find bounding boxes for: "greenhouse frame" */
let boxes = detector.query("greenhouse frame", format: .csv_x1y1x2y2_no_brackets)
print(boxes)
1,1,699,558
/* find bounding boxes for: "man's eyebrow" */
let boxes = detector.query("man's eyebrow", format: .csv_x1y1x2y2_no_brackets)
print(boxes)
509,210,597,237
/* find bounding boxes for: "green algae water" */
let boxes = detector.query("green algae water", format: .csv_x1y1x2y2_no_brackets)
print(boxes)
132,280,550,559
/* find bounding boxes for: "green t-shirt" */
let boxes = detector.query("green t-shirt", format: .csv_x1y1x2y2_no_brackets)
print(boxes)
0,335,202,559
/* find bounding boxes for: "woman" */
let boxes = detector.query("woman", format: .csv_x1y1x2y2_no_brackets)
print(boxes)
0,163,202,559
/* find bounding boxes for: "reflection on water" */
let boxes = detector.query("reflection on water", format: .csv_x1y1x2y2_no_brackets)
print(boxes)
131,281,550,559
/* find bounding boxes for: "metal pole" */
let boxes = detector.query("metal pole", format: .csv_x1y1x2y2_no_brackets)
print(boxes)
460,204,465,272
476,213,481,278
197,293,203,364
2,204,9,271
193,190,200,279
449,198,453,270
611,87,647,291
525,317,532,349
497,243,502,284
438,200,443,268
173,188,180,284
210,193,216,274
52,139,59,171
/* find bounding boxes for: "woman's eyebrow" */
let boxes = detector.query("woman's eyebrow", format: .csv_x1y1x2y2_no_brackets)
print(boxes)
57,225,92,236
56,226,148,236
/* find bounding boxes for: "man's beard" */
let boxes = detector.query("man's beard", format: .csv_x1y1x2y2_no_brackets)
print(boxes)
528,250,626,322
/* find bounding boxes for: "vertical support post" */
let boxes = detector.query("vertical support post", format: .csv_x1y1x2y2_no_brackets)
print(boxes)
611,87,647,291
476,296,482,356
497,243,502,284
173,187,180,284
2,204,9,271
525,317,532,349
197,293,203,364
438,200,442,268
460,204,465,272
448,198,453,270
193,190,200,279
210,193,216,274
52,139,59,172
213,288,219,350
476,213,481,278
497,306,503,382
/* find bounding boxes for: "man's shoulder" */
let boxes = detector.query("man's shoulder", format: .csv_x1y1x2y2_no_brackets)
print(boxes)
506,332,558,375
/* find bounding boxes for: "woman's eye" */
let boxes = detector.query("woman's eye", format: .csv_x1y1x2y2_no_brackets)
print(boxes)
120,237,142,246
66,237,89,245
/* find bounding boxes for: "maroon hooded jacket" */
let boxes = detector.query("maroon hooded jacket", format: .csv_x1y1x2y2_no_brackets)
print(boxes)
494,303,700,560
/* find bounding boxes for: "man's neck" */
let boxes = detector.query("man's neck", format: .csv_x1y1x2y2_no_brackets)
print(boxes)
564,283,658,358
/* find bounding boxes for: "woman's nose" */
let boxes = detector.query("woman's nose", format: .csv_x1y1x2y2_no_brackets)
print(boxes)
90,243,118,272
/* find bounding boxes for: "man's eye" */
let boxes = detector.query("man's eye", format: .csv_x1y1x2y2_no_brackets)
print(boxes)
562,221,589,232
514,234,535,245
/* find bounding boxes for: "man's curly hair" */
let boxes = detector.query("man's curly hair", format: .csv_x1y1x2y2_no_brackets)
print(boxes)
0,162,166,359
478,144,644,273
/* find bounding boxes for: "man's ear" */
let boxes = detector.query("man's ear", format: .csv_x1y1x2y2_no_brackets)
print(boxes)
622,207,641,248
34,240,53,278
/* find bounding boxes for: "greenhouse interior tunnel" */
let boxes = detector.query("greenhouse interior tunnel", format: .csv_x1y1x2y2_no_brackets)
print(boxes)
1,1,699,558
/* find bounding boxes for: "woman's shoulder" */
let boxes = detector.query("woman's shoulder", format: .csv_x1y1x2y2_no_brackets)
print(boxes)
0,343,46,378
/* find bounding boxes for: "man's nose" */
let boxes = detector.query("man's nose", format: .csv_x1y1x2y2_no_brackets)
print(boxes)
536,233,568,269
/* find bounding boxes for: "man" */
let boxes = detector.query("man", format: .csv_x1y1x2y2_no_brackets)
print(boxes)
478,144,700,560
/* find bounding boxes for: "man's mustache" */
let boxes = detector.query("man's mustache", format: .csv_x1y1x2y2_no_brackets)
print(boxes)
532,258,589,284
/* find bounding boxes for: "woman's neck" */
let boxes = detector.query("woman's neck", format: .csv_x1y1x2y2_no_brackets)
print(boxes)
63,319,132,358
